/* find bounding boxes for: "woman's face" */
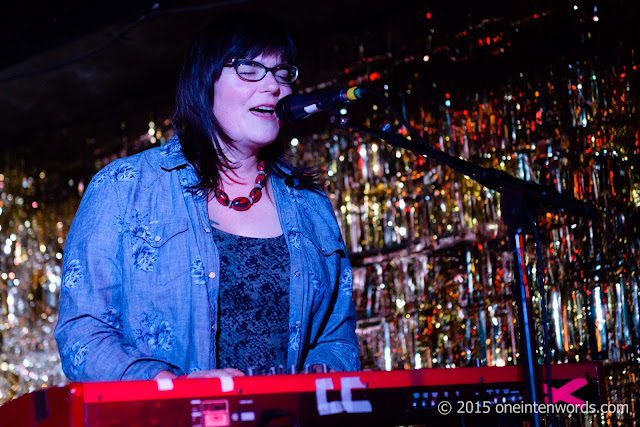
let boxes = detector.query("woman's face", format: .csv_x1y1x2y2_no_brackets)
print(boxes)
213,52,293,152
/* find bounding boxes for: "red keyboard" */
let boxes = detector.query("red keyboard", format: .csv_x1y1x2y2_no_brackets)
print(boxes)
0,363,604,426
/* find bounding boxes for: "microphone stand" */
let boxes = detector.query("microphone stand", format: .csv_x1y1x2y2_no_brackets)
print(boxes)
328,114,598,427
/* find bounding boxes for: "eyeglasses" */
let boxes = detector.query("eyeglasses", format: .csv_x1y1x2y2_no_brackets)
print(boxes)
223,59,298,84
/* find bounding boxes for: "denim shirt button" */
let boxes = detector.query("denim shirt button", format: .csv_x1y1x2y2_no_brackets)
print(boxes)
154,235,161,242
294,271,301,277
205,228,211,233
208,271,216,279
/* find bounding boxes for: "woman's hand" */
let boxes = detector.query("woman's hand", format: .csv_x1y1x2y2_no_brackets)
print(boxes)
306,364,337,374
185,368,245,378
154,370,178,380
154,368,244,380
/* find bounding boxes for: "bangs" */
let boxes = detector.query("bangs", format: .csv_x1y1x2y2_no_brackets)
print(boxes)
245,44,295,63
216,14,296,65
227,35,296,65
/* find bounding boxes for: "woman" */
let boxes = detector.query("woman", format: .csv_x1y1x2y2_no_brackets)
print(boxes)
54,13,360,381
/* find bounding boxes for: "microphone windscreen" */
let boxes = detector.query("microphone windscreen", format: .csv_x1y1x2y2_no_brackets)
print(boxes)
275,95,294,121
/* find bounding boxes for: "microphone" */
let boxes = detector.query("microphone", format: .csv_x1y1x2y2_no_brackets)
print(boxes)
275,86,368,122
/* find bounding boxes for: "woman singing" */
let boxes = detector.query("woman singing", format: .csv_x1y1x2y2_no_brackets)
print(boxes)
54,13,359,381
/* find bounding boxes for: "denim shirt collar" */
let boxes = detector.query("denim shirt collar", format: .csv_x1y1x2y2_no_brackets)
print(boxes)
158,135,343,254
159,142,189,171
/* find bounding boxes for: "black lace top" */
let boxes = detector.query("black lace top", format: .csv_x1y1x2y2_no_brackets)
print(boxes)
210,224,290,374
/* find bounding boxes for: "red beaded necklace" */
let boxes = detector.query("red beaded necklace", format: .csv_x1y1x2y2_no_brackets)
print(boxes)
213,161,266,212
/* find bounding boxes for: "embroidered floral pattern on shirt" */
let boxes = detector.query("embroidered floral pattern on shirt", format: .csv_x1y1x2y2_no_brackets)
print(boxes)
160,141,183,156
190,258,206,286
119,210,159,272
127,210,156,240
134,312,176,352
132,242,158,272
92,162,140,187
286,186,308,210
91,171,111,187
62,259,84,290
100,306,123,330
61,342,89,375
340,268,353,297
288,229,301,249
289,315,301,352
112,163,139,181
175,163,203,198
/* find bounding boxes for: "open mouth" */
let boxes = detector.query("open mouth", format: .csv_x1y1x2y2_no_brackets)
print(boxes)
250,106,275,114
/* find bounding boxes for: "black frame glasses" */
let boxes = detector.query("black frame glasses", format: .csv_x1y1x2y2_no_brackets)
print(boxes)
223,59,298,85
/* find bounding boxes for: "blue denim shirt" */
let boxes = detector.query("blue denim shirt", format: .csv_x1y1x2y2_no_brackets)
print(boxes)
54,136,360,381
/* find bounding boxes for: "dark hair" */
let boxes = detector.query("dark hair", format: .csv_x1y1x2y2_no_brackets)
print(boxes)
172,13,322,194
